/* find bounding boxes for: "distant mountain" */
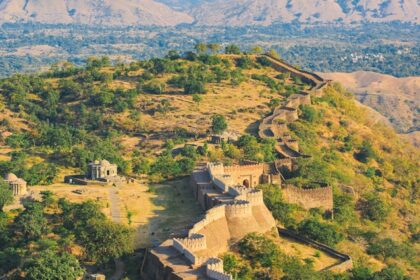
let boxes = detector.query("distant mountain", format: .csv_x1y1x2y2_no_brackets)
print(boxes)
0,0,419,26
186,0,420,26
0,0,193,26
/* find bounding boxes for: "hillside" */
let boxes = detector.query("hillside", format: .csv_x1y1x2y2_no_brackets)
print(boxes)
0,0,193,26
0,0,419,26
321,71,420,146
0,52,419,279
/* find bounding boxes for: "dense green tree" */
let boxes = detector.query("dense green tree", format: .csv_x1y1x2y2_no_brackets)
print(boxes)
192,94,203,107
207,43,221,54
225,44,241,54
24,249,84,280
297,219,344,246
79,219,134,264
15,201,48,241
355,141,376,163
195,42,208,54
359,193,390,222
0,181,13,211
211,114,228,134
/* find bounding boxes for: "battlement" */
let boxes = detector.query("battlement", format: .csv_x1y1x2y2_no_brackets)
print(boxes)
225,200,252,218
206,258,233,280
246,189,264,205
223,163,265,174
176,233,207,252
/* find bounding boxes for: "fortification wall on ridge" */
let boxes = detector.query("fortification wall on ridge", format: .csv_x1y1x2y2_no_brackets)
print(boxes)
282,185,333,210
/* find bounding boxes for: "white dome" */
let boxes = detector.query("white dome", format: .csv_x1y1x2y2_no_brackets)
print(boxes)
4,173,18,181
100,159,111,166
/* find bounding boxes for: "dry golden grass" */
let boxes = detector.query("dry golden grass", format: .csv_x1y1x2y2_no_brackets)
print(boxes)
27,177,201,249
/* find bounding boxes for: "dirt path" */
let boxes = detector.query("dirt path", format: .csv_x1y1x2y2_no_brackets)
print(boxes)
109,187,122,223
108,188,126,280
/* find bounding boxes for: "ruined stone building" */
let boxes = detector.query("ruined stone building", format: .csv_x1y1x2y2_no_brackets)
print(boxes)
3,173,27,196
87,160,118,180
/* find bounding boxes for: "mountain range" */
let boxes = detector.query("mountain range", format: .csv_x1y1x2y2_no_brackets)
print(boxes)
0,0,419,26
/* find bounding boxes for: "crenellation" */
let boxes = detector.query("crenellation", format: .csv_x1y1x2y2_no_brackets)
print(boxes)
246,189,264,205
225,200,252,218
177,233,207,252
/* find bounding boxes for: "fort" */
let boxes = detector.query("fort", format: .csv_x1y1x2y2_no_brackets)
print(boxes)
141,55,346,279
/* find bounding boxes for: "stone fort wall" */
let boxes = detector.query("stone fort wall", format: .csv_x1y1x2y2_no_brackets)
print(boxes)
282,185,333,210
206,258,233,280
225,200,252,218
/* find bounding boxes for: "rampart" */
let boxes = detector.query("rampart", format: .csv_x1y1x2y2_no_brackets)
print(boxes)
282,185,333,211
245,189,264,205
188,205,226,235
175,233,207,252
225,200,252,218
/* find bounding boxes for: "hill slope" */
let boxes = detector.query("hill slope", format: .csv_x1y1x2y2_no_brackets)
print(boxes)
0,0,419,25
0,0,193,25
0,54,418,278
321,71,420,145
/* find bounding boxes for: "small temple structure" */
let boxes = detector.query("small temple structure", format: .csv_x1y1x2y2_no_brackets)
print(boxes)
3,173,27,196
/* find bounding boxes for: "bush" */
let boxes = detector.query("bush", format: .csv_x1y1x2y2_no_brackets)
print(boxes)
211,114,228,134
142,80,166,94
297,219,344,246
359,193,390,222
225,44,241,54
235,56,253,69
300,105,322,123
367,238,415,260
355,140,376,163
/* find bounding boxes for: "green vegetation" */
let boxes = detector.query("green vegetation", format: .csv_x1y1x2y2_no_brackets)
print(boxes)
211,114,228,135
0,50,418,278
0,180,13,211
0,193,134,277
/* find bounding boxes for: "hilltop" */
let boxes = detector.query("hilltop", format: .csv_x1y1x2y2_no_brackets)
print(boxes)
0,0,419,26
0,50,419,279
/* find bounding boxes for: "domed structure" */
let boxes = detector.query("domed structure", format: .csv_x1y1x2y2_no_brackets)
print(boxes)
87,159,118,180
4,173,18,181
4,173,27,196
100,159,110,166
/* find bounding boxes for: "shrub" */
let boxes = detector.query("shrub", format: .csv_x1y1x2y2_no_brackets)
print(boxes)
211,114,228,134
300,105,322,123
142,80,166,94
359,193,390,222
355,140,376,163
297,219,344,246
